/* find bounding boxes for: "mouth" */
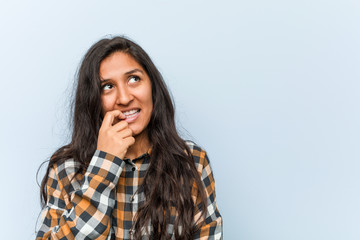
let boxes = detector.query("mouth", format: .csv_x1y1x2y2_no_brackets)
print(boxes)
122,109,140,122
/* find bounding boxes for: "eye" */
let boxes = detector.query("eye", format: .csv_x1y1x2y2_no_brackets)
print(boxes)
101,83,113,90
128,76,140,84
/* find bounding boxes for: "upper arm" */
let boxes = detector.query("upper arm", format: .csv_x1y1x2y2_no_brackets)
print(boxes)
190,144,223,239
36,165,70,239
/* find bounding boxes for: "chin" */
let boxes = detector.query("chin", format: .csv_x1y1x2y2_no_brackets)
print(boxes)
131,126,148,138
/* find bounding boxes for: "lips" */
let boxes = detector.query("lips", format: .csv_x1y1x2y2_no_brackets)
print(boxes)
123,109,140,122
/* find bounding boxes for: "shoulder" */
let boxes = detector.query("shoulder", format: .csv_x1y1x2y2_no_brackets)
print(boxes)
48,159,82,194
185,141,217,196
185,140,207,157
51,159,82,180
44,159,82,209
185,140,211,171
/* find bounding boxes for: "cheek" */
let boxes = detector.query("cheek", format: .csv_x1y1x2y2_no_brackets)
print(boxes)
136,84,153,113
145,84,153,110
144,92,153,115
101,96,114,113
148,98,153,114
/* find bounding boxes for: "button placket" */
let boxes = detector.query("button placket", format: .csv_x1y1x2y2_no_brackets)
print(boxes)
130,162,139,213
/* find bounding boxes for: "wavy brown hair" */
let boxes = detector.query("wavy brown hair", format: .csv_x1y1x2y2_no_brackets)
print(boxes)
39,36,207,239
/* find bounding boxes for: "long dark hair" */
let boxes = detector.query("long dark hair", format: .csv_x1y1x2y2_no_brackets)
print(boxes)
39,36,207,239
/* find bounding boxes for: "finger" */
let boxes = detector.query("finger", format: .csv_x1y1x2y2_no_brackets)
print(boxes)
109,111,126,126
111,120,130,132
102,110,126,128
117,112,126,121
111,128,132,142
116,128,133,138
124,136,136,146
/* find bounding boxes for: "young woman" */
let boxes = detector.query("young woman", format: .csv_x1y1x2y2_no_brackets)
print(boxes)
36,36,222,240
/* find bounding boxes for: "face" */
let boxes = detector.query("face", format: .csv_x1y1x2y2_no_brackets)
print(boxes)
99,51,153,137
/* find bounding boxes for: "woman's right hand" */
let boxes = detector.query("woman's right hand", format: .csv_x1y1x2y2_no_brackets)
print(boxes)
97,110,135,159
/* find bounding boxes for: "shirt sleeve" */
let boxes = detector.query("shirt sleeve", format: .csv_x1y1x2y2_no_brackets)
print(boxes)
36,150,125,240
192,148,223,240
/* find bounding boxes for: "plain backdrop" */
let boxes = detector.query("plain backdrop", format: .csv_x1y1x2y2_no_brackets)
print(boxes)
0,0,359,239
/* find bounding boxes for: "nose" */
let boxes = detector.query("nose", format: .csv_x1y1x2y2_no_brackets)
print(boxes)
116,85,133,106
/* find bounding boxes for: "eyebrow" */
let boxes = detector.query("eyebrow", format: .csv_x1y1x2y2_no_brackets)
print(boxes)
100,68,144,82
125,68,144,75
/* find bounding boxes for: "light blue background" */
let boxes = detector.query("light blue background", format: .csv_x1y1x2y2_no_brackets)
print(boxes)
0,0,359,239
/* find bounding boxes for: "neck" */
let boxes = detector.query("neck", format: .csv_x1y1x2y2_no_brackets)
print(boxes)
125,130,151,160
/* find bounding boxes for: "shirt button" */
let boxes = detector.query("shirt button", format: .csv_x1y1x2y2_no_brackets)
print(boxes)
132,167,136,171
129,230,133,235
129,196,134,202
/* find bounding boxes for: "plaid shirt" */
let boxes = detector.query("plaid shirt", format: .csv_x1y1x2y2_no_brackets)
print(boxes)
36,141,222,239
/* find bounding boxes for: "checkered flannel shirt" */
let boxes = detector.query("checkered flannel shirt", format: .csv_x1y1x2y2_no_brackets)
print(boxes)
36,141,222,239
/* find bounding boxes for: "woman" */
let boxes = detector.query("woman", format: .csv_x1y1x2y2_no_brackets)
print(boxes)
36,36,222,240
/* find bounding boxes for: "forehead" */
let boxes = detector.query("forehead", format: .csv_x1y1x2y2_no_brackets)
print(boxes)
99,52,145,78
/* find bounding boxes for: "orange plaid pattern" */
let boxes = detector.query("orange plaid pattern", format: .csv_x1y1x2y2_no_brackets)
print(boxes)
36,141,222,239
